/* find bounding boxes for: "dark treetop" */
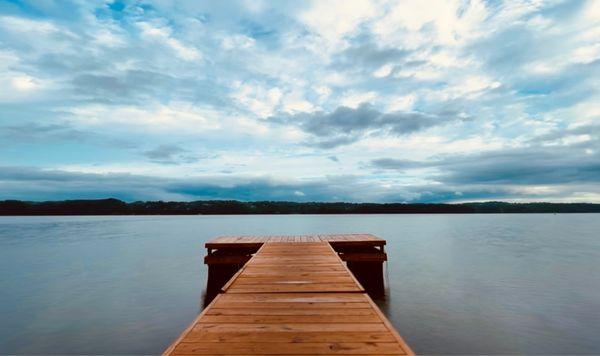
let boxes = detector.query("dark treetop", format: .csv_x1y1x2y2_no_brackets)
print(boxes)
1,199,599,215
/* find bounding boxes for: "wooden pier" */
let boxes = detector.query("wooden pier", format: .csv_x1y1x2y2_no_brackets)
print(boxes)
203,234,388,303
164,235,413,355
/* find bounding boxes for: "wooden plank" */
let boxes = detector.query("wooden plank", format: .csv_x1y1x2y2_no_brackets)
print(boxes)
226,284,363,293
216,292,368,303
205,234,386,249
234,276,356,284
240,271,351,277
243,266,345,270
183,330,396,343
166,238,413,356
205,308,376,316
191,323,390,333
212,301,371,309
172,342,406,355
223,242,364,294
197,314,382,323
365,296,414,355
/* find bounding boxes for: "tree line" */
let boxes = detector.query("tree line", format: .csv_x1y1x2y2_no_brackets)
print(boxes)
1,198,599,215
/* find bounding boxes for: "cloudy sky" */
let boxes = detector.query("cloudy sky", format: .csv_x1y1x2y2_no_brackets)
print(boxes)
0,0,599,202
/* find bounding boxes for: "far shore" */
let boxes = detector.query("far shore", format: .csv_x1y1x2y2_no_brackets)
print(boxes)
1,198,600,215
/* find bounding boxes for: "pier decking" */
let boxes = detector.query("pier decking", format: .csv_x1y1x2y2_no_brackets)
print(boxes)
205,234,386,250
164,235,413,355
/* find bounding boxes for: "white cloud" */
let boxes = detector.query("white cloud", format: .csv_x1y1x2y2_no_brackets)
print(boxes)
373,0,488,47
221,34,255,50
394,67,442,80
572,43,600,64
137,22,201,61
281,91,315,113
0,51,43,94
426,51,476,68
340,91,376,108
386,94,416,112
93,28,126,47
314,86,332,101
323,72,351,86
373,63,393,78
0,16,61,35
230,81,283,117
462,76,501,93
438,75,501,99
11,75,40,91
583,0,600,21
242,0,266,13
526,15,552,30
525,61,560,74
67,102,222,131
299,0,377,46
0,71,49,101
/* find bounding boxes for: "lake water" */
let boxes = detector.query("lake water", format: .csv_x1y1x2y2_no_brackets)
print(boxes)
1,214,599,354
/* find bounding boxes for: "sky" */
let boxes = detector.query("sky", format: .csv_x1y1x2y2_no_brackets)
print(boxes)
0,0,599,203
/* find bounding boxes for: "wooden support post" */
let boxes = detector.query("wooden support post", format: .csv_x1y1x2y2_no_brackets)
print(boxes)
346,260,386,298
203,247,257,306
335,246,387,299
203,235,389,305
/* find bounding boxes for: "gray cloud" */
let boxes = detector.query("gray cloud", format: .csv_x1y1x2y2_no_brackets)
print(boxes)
440,148,600,186
528,123,600,144
0,122,90,141
370,158,426,170
0,121,137,149
371,144,600,186
271,103,465,148
142,144,199,165
0,166,359,202
1,165,597,203
332,35,410,71
67,69,231,106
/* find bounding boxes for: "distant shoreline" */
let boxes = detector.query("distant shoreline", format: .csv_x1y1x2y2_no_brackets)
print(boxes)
1,198,600,215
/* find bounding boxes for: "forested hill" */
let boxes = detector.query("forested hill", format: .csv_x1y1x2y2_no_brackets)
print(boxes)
1,199,599,215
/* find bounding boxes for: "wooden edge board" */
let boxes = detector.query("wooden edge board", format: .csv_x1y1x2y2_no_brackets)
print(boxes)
365,297,415,356
324,242,366,293
206,234,386,247
221,243,268,292
205,242,264,249
162,293,224,355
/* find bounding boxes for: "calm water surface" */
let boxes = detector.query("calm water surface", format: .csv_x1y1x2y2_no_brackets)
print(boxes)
1,214,599,354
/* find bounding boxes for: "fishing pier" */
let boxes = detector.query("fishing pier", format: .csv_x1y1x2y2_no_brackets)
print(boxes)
164,234,413,355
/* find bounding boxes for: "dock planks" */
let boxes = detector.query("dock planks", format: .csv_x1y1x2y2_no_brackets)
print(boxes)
205,234,386,250
223,243,363,295
165,240,413,355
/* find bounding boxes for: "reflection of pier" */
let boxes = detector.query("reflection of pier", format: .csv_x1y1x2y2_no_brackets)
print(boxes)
164,235,412,355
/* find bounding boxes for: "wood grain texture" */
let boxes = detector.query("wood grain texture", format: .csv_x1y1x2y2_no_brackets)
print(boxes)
164,239,413,356
205,234,385,249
